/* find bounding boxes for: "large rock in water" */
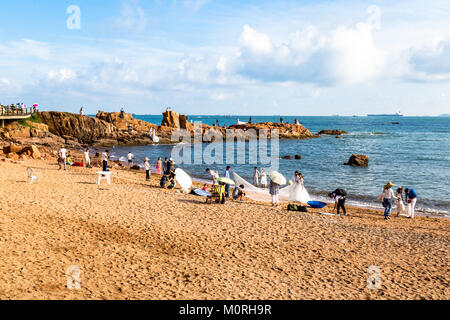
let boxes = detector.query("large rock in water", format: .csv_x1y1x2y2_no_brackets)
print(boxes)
318,130,348,135
161,110,193,130
345,154,369,167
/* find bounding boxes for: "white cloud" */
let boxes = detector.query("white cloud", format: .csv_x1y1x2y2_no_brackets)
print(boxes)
407,40,450,81
0,39,51,60
237,14,385,86
240,25,273,55
48,69,76,82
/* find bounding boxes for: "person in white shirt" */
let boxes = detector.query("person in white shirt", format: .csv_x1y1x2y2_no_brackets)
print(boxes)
84,149,91,168
59,145,67,171
206,168,219,185
144,158,151,181
378,181,398,220
127,152,135,166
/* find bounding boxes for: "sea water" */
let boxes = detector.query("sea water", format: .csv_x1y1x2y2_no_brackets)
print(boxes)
109,115,450,217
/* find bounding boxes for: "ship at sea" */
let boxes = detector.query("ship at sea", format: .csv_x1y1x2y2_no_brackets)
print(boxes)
367,112,404,117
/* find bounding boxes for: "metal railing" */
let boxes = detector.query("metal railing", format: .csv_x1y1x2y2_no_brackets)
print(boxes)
0,107,37,117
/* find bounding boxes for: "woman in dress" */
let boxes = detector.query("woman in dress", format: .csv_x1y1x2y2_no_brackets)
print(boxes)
288,172,312,203
260,169,267,188
395,187,405,217
155,157,163,175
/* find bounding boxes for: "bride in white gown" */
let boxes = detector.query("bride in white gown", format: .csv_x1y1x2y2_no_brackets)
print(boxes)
232,171,312,203
287,172,312,203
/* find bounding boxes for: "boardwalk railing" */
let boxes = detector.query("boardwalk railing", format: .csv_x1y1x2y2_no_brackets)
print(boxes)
0,107,37,117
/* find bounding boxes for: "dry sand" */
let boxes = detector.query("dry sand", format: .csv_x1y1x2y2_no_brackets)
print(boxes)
0,158,448,300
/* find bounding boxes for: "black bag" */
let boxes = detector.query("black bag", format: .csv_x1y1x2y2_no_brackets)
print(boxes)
160,175,169,188
334,189,347,197
297,206,308,212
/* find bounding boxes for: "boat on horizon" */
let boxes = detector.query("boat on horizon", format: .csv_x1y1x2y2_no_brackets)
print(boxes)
367,112,404,117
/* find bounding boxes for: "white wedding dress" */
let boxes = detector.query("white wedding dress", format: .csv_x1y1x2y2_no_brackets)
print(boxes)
232,172,312,203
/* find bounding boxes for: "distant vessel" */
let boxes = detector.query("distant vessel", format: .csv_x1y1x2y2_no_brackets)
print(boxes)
368,112,404,117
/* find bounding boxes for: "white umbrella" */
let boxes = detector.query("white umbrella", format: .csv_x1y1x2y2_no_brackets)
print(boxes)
269,171,287,185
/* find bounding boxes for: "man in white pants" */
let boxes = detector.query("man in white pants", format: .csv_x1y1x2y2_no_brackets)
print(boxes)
59,145,67,171
405,188,418,218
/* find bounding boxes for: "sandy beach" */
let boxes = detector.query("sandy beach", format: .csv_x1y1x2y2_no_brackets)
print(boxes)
0,157,448,300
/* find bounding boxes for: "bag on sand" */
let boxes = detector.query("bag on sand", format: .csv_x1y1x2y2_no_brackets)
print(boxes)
287,204,308,212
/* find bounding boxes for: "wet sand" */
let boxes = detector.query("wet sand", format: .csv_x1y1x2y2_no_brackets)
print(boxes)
0,158,448,300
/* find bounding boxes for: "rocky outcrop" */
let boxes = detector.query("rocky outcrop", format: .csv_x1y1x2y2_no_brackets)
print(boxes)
2,143,42,160
96,111,158,133
39,112,120,144
345,154,369,167
318,130,348,135
228,122,315,140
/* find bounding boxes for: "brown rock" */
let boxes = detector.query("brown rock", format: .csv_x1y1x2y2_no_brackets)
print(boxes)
7,153,19,160
295,154,302,160
345,154,369,167
318,130,348,135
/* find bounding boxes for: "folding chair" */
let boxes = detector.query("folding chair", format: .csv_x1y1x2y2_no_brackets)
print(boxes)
27,167,40,184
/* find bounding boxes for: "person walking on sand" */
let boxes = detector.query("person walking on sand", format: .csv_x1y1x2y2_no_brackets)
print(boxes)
260,169,268,188
58,145,67,171
253,167,260,187
269,180,280,207
378,181,397,220
395,187,405,217
224,166,232,198
144,158,151,181
102,150,109,172
405,188,418,219
155,157,163,175
84,149,91,168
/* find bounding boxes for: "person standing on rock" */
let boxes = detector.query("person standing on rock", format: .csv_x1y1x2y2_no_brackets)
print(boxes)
58,145,67,171
84,148,91,168
102,150,109,172
144,158,151,181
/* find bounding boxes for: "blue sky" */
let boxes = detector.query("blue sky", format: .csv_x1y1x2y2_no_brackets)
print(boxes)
0,0,449,115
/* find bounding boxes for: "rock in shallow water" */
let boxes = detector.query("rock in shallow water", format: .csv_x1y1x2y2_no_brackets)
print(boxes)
345,154,369,167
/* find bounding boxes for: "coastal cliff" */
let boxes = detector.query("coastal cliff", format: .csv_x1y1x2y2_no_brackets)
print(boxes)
0,110,317,147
